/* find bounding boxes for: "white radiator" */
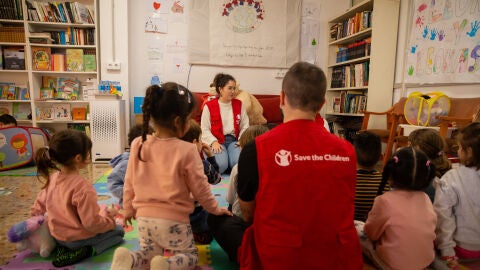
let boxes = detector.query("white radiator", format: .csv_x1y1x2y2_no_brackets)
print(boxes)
90,100,126,162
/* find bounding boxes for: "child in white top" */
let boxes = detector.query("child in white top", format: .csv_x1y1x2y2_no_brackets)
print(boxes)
434,122,480,268
110,83,231,270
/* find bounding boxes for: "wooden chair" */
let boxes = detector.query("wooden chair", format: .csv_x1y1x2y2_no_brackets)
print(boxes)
360,97,408,167
437,97,480,139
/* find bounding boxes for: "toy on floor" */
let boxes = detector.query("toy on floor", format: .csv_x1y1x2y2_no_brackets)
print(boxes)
7,215,56,258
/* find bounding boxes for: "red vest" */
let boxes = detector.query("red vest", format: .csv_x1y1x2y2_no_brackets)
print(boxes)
238,119,363,270
205,98,242,144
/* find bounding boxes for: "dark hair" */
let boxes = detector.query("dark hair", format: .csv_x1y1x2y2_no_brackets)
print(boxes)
180,119,201,143
238,125,269,148
0,114,17,126
212,73,236,95
35,130,92,188
409,128,451,177
457,122,480,169
128,124,151,146
382,147,436,191
354,131,381,168
139,82,196,160
282,62,326,113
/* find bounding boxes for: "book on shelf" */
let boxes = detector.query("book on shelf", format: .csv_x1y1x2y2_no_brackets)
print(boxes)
332,96,341,113
52,103,71,120
32,46,51,71
0,83,26,100
66,49,84,72
52,53,65,71
36,103,54,120
29,32,54,44
57,78,81,100
40,87,54,99
3,46,25,70
0,103,13,115
0,46,2,70
83,54,96,72
12,103,31,120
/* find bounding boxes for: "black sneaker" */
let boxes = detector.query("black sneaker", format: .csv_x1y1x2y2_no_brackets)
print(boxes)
52,246,93,267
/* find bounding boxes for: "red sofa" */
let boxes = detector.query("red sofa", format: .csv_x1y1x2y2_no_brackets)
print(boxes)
191,92,282,126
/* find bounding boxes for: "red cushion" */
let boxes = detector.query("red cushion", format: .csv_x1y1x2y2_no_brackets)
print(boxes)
259,97,282,123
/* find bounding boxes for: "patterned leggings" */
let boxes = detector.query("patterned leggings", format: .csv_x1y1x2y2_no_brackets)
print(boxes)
131,217,198,270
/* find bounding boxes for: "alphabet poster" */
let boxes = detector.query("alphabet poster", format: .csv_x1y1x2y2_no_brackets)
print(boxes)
405,0,480,84
189,0,301,68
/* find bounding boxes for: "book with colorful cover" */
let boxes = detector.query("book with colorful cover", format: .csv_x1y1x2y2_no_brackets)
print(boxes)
57,78,80,100
32,46,51,71
12,103,31,120
37,104,54,120
3,46,25,70
66,49,84,71
52,103,71,120
83,54,96,72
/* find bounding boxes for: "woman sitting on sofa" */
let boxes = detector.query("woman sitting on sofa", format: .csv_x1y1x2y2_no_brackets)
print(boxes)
201,73,249,174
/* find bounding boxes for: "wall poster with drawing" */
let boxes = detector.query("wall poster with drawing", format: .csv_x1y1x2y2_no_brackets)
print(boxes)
405,0,480,84
189,0,301,68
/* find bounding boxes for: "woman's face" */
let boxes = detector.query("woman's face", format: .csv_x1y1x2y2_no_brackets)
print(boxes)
218,80,236,102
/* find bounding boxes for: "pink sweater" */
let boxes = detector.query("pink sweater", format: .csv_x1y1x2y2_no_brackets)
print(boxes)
365,190,437,270
123,135,222,223
30,172,115,242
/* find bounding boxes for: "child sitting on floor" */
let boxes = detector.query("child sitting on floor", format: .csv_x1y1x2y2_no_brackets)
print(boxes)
107,124,151,207
31,130,124,267
362,147,437,269
434,122,480,269
180,119,222,244
353,131,389,221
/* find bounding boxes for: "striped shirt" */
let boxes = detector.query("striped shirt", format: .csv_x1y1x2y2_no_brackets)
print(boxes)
354,169,389,221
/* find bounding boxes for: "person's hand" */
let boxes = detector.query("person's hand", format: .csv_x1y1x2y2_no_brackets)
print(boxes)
441,256,459,269
216,207,233,216
211,141,223,154
201,142,213,157
120,208,136,227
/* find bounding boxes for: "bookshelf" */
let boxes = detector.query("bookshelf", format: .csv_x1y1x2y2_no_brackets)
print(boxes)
0,0,98,137
325,0,400,139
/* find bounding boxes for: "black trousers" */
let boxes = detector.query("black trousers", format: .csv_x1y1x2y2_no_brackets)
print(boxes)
207,213,250,262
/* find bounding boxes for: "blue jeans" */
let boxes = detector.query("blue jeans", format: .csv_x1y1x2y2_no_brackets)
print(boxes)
215,135,241,174
56,225,124,254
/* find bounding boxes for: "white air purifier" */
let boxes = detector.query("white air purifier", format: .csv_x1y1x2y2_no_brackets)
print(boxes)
90,100,126,162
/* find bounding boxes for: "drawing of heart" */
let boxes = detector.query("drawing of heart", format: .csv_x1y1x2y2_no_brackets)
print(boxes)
153,2,161,10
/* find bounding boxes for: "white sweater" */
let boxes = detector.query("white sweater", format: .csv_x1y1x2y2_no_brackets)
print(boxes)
434,165,480,256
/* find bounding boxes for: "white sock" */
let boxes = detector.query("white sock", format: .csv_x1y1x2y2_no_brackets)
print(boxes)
110,247,133,270
150,255,169,270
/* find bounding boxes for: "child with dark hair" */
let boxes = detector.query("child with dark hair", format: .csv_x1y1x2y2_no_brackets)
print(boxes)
434,122,480,268
111,83,231,270
0,114,17,127
353,131,388,221
31,130,124,267
362,147,437,269
107,124,152,207
409,128,452,202
180,119,222,244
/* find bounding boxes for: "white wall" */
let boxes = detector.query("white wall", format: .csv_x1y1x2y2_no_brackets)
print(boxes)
99,0,479,128
393,0,479,101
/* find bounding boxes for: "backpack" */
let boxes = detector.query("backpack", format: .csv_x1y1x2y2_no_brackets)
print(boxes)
404,92,450,126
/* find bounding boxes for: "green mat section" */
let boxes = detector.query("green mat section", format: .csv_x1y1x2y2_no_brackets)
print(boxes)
0,166,37,176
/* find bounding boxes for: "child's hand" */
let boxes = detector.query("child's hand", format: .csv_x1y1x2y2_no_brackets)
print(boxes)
121,209,136,227
211,142,223,154
441,256,459,269
201,142,213,157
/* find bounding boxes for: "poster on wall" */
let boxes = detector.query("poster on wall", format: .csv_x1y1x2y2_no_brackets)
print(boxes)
189,0,301,68
405,0,480,84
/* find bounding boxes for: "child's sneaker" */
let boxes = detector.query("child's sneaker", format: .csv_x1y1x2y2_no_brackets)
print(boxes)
110,247,133,270
193,231,213,244
150,255,169,270
52,245,93,267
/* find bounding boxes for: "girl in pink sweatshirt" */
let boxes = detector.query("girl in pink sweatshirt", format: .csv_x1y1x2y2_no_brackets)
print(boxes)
363,147,437,270
111,83,231,270
31,130,124,267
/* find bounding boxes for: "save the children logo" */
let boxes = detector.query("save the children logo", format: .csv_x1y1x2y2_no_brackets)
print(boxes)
275,149,292,167
275,149,351,167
